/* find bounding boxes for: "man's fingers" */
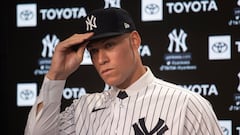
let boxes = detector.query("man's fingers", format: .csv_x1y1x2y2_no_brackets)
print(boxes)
76,43,88,59
61,32,94,49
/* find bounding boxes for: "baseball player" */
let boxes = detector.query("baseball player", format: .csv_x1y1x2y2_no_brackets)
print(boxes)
25,7,223,135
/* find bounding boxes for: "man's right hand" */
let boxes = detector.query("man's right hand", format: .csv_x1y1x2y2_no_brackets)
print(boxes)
46,33,94,80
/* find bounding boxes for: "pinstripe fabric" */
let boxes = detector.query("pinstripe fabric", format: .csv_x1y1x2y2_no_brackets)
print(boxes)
58,67,223,135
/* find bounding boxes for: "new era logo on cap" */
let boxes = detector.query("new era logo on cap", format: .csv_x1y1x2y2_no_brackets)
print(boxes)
124,22,130,29
80,7,136,41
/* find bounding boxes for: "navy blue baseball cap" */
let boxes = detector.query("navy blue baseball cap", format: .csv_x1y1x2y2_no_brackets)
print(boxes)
80,7,136,41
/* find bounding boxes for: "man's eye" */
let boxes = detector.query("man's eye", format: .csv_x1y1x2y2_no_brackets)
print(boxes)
105,43,114,49
89,49,98,54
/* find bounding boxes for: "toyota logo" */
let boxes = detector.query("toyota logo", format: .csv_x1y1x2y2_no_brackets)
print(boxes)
221,126,229,135
20,10,34,21
145,4,159,15
20,89,34,100
212,42,228,53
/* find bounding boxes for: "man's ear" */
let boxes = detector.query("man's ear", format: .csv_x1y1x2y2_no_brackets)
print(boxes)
130,31,141,49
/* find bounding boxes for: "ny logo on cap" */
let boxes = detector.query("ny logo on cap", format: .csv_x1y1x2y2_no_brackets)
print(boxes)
85,15,97,31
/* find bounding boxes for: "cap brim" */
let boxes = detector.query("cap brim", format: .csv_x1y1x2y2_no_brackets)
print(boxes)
88,32,125,41
71,32,125,51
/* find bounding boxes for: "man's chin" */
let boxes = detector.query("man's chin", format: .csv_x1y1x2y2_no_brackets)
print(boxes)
103,79,120,87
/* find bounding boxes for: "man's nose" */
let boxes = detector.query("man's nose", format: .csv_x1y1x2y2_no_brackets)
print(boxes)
97,49,108,65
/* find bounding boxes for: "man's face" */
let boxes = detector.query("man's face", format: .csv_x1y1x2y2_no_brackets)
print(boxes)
87,32,139,88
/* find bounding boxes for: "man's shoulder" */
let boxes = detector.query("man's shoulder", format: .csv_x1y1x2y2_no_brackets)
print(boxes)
152,77,184,90
152,77,205,99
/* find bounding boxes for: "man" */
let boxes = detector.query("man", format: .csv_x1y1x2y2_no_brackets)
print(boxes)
25,7,223,135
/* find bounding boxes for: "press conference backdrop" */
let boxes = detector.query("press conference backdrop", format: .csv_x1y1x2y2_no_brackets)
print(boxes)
5,0,240,134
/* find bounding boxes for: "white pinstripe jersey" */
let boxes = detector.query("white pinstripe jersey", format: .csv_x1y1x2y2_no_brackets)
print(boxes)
58,67,223,135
